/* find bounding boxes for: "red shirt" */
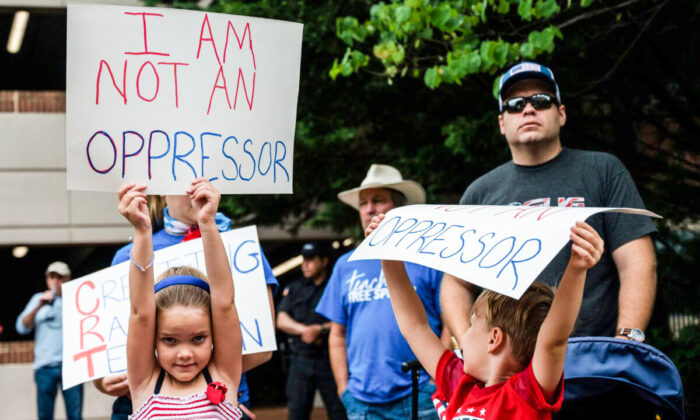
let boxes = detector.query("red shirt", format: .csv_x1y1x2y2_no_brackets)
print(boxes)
432,350,563,420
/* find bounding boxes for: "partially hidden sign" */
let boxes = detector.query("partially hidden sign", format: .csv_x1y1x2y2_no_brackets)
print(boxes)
61,226,275,389
66,4,303,194
349,205,660,299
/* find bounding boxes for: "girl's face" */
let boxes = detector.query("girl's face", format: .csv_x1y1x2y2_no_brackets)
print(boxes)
156,305,213,383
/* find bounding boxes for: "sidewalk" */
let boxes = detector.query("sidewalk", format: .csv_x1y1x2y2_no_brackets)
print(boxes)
254,406,328,419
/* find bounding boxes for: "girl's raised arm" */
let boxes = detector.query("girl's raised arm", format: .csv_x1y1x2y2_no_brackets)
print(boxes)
189,179,242,395
119,184,158,401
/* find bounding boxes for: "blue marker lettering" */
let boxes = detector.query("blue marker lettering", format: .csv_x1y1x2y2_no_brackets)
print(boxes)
395,220,434,248
240,318,262,351
86,131,117,174
497,238,542,290
200,132,221,182
122,130,144,178
274,141,289,182
408,222,447,254
233,240,260,274
148,130,170,180
106,344,126,374
440,227,471,259
240,139,256,181
172,131,197,180
257,141,271,176
478,236,515,269
221,136,240,181
460,232,493,264
368,216,402,246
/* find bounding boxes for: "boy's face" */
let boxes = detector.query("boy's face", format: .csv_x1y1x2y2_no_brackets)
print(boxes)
156,305,213,383
460,313,491,379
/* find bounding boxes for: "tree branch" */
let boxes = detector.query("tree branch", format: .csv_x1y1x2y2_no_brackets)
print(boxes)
557,0,650,30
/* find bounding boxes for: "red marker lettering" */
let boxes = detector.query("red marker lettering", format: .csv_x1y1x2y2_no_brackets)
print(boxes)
73,345,107,378
197,14,221,65
79,315,105,349
136,61,160,102
158,62,189,108
233,68,255,111
76,281,99,316
223,21,256,69
124,12,170,56
96,60,127,105
207,65,231,114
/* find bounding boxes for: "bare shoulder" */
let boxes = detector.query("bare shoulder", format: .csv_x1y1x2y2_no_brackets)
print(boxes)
130,365,162,411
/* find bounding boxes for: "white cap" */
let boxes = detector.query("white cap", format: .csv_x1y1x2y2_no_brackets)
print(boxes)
45,261,71,277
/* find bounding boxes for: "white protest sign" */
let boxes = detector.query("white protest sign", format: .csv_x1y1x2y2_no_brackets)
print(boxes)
66,4,302,194
349,205,660,299
61,226,275,389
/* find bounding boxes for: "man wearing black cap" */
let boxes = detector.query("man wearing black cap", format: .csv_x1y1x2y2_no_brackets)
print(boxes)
442,62,657,344
277,242,346,420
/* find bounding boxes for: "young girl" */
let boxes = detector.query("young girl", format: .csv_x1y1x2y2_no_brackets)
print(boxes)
119,179,243,419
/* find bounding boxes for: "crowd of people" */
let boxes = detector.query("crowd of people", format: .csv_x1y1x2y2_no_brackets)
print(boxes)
16,62,658,420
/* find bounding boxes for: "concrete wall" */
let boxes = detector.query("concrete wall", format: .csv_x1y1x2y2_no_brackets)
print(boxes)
0,363,113,420
0,113,133,245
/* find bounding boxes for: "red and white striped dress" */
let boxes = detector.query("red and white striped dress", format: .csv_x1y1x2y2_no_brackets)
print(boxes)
130,368,242,420
129,392,243,420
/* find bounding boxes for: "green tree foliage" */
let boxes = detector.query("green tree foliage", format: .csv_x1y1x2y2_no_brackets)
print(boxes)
330,0,579,91
152,0,698,237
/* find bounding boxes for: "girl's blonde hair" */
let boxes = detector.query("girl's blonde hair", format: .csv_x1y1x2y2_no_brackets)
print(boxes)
154,266,210,314
147,195,167,230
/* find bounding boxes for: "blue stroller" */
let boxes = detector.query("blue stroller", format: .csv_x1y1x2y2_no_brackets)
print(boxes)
555,337,685,419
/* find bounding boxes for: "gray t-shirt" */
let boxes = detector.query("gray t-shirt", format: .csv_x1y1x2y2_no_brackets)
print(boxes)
460,148,657,337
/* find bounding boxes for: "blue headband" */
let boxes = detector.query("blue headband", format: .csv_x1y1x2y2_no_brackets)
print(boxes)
154,275,210,293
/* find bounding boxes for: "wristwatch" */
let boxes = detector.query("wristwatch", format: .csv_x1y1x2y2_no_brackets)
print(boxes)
616,327,645,342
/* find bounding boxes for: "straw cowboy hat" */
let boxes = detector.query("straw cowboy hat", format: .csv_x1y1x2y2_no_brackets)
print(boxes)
337,164,426,210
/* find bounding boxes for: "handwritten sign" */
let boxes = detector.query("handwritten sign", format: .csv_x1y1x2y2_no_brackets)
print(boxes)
66,4,303,194
349,205,660,299
61,226,275,389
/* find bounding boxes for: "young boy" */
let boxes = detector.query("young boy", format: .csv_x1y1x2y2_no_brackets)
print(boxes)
364,214,604,419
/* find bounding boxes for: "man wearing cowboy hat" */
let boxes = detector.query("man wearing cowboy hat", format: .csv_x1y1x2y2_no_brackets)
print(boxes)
316,164,442,419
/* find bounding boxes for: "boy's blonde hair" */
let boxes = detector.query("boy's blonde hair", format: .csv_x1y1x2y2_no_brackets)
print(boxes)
471,282,554,368
154,266,210,314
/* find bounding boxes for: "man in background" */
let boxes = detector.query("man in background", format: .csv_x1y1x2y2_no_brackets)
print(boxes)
277,242,346,420
16,261,83,420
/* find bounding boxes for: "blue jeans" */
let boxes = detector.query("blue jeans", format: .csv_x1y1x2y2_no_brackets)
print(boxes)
340,382,438,420
35,365,83,420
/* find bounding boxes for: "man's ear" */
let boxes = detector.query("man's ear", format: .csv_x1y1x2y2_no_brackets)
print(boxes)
558,104,567,128
487,326,505,353
498,113,506,135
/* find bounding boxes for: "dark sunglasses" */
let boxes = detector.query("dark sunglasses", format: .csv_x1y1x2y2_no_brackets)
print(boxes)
502,93,558,113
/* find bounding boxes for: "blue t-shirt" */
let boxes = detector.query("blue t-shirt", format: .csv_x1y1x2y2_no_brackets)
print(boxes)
16,294,64,370
315,250,442,404
112,227,278,403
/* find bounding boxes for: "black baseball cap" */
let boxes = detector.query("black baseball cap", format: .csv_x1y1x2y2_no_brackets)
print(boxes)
301,242,329,258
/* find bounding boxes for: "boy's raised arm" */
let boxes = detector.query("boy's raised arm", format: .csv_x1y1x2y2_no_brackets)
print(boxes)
366,215,446,378
532,221,604,400
119,183,157,398
189,179,242,388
